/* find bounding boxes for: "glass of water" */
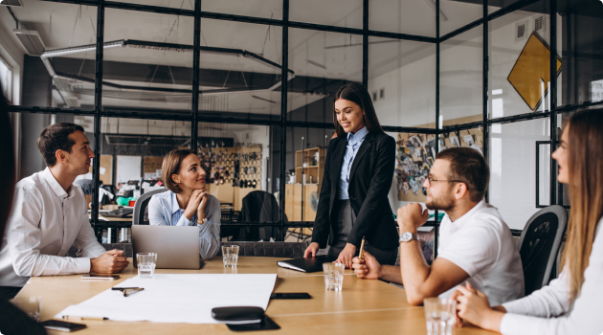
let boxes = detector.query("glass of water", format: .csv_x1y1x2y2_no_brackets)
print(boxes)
322,262,345,291
423,297,456,335
136,252,157,279
222,245,239,267
14,296,42,322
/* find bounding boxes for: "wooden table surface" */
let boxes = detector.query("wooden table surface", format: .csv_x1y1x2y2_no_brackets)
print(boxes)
14,257,496,335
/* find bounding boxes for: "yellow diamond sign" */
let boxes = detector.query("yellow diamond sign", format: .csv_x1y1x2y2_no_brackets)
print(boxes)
508,32,562,111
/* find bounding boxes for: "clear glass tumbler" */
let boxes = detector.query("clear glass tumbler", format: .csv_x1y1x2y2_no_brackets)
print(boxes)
423,297,456,335
222,245,239,267
15,296,42,321
322,262,345,291
136,252,157,279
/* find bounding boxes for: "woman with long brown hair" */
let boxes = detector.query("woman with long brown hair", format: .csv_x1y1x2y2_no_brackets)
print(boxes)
453,109,603,334
303,83,399,267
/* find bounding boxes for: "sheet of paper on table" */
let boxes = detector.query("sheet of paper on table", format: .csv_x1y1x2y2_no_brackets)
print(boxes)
56,274,277,324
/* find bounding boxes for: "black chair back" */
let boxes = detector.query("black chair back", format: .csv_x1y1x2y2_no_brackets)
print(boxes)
133,189,168,225
517,205,567,295
217,241,310,258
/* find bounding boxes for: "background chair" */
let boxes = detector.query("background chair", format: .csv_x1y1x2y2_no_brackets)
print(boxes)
517,205,567,295
225,191,287,241
133,189,168,225
217,241,310,258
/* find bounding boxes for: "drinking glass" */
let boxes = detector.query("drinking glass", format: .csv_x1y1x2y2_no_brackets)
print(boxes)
15,296,42,321
423,297,456,335
322,262,345,291
136,252,157,279
222,245,239,267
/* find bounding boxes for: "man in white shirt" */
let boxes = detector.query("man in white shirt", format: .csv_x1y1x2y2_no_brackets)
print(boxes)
0,123,128,299
352,147,524,306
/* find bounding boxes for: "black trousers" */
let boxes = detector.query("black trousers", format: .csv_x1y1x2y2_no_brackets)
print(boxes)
327,200,398,266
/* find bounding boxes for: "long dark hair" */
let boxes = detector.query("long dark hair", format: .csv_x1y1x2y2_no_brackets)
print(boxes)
333,83,384,138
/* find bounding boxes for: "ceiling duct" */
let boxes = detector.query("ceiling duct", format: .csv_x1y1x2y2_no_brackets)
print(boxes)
0,0,24,7
13,30,45,56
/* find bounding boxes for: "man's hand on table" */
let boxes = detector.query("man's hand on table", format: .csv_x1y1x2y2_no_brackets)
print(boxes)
90,249,129,273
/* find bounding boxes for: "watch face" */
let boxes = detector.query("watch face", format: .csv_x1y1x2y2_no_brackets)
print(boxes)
402,232,412,242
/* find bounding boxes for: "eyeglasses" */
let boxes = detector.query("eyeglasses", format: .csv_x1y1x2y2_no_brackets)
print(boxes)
426,177,465,186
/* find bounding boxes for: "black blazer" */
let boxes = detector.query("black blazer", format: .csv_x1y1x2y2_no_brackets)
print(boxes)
311,131,399,250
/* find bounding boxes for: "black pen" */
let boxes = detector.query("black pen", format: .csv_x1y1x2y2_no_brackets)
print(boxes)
123,287,144,297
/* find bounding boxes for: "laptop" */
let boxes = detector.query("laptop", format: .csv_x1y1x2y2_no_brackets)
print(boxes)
131,225,204,270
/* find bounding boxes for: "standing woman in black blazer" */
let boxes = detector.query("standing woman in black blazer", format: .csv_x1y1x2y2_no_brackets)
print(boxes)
303,83,399,268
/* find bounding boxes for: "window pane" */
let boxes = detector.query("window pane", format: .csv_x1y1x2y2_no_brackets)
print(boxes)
488,118,551,230
369,0,436,37
488,1,553,118
7,2,97,109
202,0,282,20
440,25,483,126
290,0,363,29
369,37,436,128
558,0,603,106
287,29,362,122
102,9,193,111
199,19,283,120
440,0,483,37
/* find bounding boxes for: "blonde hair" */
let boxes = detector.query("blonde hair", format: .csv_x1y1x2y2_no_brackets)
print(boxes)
560,109,603,300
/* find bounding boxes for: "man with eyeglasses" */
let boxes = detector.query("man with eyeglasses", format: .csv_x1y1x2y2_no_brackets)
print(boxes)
352,147,524,306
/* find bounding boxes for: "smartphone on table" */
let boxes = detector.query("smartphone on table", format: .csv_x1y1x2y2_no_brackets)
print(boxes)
41,320,87,332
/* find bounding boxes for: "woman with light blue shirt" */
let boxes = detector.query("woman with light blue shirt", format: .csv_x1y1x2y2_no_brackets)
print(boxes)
147,149,220,260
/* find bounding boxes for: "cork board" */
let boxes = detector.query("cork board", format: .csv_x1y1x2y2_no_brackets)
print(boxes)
88,155,113,185
143,156,164,179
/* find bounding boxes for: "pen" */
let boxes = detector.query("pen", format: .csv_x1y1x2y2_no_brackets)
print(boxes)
123,287,144,297
358,237,366,260
63,316,109,321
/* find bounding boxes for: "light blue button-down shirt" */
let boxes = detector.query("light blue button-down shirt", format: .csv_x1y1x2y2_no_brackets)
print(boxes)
338,126,369,200
147,190,221,259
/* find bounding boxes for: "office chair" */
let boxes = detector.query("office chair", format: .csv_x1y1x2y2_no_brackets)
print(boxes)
517,205,567,295
226,191,287,241
217,241,310,258
133,189,168,225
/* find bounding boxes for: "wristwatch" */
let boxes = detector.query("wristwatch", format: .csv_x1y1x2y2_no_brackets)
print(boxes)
399,232,419,243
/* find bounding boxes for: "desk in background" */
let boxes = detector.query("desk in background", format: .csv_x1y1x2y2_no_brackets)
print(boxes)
14,257,495,335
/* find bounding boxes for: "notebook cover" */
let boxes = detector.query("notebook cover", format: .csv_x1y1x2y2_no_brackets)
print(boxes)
276,256,336,273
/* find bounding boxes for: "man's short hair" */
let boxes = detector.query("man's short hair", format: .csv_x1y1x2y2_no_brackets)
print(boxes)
435,147,490,202
37,123,85,167
161,149,197,194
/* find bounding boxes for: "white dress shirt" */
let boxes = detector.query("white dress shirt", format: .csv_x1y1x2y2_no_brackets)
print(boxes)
437,200,525,306
0,168,106,287
499,217,603,335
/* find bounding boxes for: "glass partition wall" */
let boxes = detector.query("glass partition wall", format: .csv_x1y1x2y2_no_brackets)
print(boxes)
3,0,602,243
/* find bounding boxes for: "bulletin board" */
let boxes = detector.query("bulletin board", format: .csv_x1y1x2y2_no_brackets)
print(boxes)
396,127,483,202
143,156,164,180
87,155,113,185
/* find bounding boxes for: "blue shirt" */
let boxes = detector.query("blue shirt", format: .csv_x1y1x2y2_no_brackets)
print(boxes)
338,126,369,200
147,190,221,260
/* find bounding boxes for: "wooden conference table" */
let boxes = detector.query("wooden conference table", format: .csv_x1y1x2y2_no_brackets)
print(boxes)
14,257,495,335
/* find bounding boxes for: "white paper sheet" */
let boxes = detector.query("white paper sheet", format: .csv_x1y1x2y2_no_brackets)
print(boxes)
56,274,277,324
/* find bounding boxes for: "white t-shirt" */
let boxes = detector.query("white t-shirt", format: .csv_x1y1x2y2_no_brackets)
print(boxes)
437,200,525,306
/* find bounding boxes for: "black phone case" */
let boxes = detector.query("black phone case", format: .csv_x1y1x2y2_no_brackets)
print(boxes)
211,306,265,322
270,293,312,299
227,315,280,332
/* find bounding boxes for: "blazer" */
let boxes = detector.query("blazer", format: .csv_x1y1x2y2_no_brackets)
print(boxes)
311,131,399,250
